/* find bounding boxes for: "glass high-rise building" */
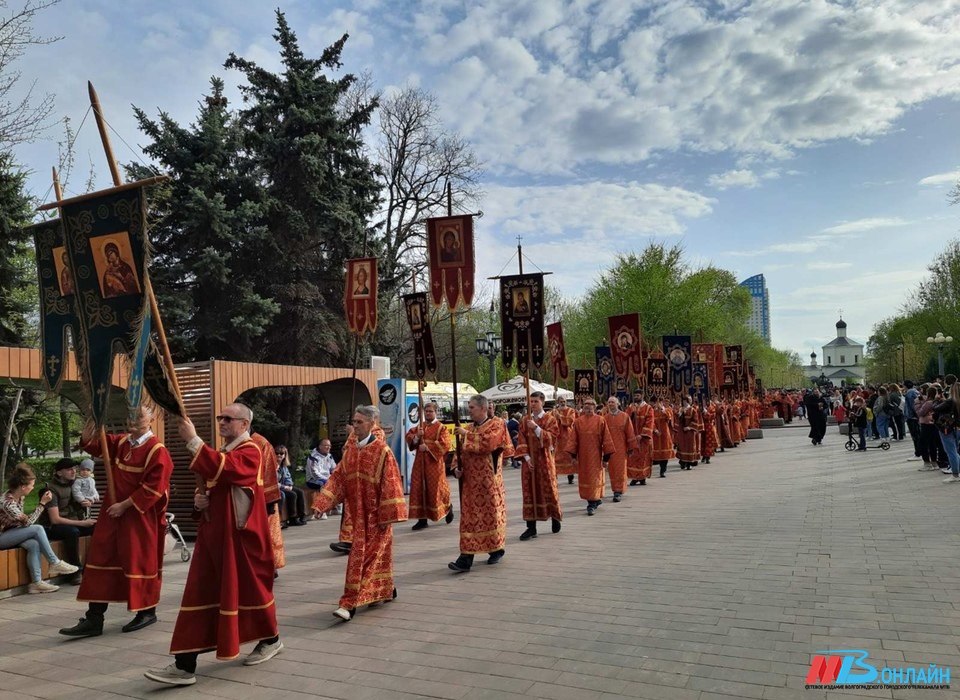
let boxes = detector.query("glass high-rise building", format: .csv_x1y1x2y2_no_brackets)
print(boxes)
739,274,771,343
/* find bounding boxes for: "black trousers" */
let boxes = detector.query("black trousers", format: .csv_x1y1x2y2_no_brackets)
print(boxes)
44,524,95,566
280,488,306,521
907,418,921,456
920,423,945,465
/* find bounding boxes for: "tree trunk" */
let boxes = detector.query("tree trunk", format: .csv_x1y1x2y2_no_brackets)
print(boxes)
59,396,71,457
290,385,304,467
0,388,24,486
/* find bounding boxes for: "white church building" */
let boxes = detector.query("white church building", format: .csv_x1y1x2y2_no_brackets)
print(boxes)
803,318,866,386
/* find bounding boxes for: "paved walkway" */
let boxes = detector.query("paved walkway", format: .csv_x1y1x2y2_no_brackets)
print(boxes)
1,425,958,700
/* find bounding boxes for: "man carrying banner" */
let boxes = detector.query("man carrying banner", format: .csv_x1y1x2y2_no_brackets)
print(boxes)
448,395,513,573
565,398,615,516
676,395,703,470
552,396,577,485
627,389,654,486
651,394,675,477
144,403,280,686
515,391,562,541
405,402,453,530
603,396,636,502
312,405,407,621
59,404,173,638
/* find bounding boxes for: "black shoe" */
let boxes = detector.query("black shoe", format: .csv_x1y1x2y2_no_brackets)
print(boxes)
612,493,622,503
280,522,289,530
567,474,574,484
487,549,505,565
59,617,103,638
551,518,561,534
519,528,538,541
411,519,428,531
289,519,305,527
448,554,473,573
445,509,454,524
629,479,639,486
329,542,352,554
295,517,307,526
122,612,158,633
586,506,595,516
639,479,646,485
659,473,666,478
392,587,398,600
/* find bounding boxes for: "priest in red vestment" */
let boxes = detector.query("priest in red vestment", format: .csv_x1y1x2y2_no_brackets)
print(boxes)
59,404,173,638
251,434,284,571
329,424,387,555
651,395,675,477
603,396,636,502
406,402,453,530
515,391,562,540
627,390,655,486
448,395,514,573
313,405,408,621
144,403,281,687
552,396,577,484
676,396,703,469
565,398,615,516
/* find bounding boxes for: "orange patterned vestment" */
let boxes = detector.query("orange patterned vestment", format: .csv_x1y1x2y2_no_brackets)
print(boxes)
551,406,577,475
603,411,635,494
652,405,675,462
313,435,407,609
405,420,451,521
170,436,277,660
250,433,284,570
701,405,720,459
336,426,384,545
78,433,173,612
676,406,703,462
627,402,655,480
515,411,562,522
738,401,751,438
457,418,513,555
565,414,615,501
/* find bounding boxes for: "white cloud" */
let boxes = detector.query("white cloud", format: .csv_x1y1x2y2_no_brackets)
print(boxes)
919,170,960,187
807,262,853,270
818,217,909,236
708,169,759,190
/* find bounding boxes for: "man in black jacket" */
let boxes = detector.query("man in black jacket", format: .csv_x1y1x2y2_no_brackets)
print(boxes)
804,389,827,446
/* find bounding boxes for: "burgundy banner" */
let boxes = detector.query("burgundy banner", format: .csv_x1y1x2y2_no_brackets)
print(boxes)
345,257,378,335
546,321,569,383
402,292,437,379
608,313,643,380
427,215,475,310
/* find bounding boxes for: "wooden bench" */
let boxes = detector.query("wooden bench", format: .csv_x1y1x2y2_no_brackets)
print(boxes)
0,535,91,599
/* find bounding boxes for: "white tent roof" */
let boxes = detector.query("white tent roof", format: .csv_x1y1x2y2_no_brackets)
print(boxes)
480,376,574,404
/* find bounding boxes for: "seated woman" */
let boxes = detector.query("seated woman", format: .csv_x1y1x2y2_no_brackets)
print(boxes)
0,464,79,593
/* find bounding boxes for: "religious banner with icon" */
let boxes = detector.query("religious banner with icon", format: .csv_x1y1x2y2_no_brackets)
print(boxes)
662,335,693,394
693,343,721,392
402,292,437,380
427,214,476,310
646,356,668,398
546,321,569,384
722,364,739,388
30,217,81,394
595,346,615,400
499,273,545,373
345,257,378,335
690,362,710,403
607,313,643,380
574,369,595,402
724,345,744,373
59,186,152,425
614,374,630,407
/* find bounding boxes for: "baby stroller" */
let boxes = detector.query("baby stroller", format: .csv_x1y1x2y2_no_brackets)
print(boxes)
163,513,191,562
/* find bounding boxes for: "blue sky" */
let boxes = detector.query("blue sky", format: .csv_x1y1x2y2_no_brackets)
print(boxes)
14,0,960,359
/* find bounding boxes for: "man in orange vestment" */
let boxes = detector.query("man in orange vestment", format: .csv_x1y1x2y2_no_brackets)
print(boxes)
313,405,407,621
603,396,635,502
552,396,577,484
406,402,453,530
59,404,173,638
329,424,386,555
651,395,675,478
144,403,280,686
448,395,513,573
565,398,615,516
515,391,562,541
700,403,719,464
251,434,284,572
627,390,654,486
676,396,703,469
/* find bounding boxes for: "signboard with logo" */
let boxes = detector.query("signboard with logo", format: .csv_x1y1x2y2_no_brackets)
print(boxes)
377,378,409,490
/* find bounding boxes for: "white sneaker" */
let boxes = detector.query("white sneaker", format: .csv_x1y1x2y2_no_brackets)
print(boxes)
907,456,921,461
332,607,353,621
941,468,952,474
943,476,960,483
144,663,197,686
48,560,79,576
28,581,59,594
320,513,328,520
243,639,283,666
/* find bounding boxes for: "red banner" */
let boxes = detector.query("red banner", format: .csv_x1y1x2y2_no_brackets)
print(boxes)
607,313,643,380
693,343,723,391
345,257,378,335
427,215,475,310
546,321,569,383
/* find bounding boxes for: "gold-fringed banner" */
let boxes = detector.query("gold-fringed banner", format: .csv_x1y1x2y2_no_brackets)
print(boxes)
427,215,475,310
345,257,378,335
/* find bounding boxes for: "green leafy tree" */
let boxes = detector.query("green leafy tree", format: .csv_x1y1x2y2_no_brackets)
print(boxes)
24,405,59,457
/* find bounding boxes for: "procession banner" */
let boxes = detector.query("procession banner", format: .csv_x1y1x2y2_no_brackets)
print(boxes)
595,345,615,400
722,364,739,388
662,335,693,394
60,185,153,425
546,321,569,384
574,369,595,402
614,374,630,407
607,313,643,380
690,362,710,403
693,343,721,392
724,344,744,372
427,214,476,310
499,273,545,373
345,257,378,335
377,379,409,490
31,218,80,394
402,292,437,379
646,356,668,399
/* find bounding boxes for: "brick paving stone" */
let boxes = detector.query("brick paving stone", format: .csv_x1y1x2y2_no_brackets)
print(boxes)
1,425,958,698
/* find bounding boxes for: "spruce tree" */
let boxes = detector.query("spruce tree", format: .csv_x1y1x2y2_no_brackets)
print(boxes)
0,153,36,345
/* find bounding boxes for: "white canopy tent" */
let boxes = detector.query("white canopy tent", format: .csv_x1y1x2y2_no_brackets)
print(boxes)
480,375,574,404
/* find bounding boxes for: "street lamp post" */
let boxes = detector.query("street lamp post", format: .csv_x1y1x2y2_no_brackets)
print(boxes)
475,330,502,389
926,332,953,377
896,343,905,383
